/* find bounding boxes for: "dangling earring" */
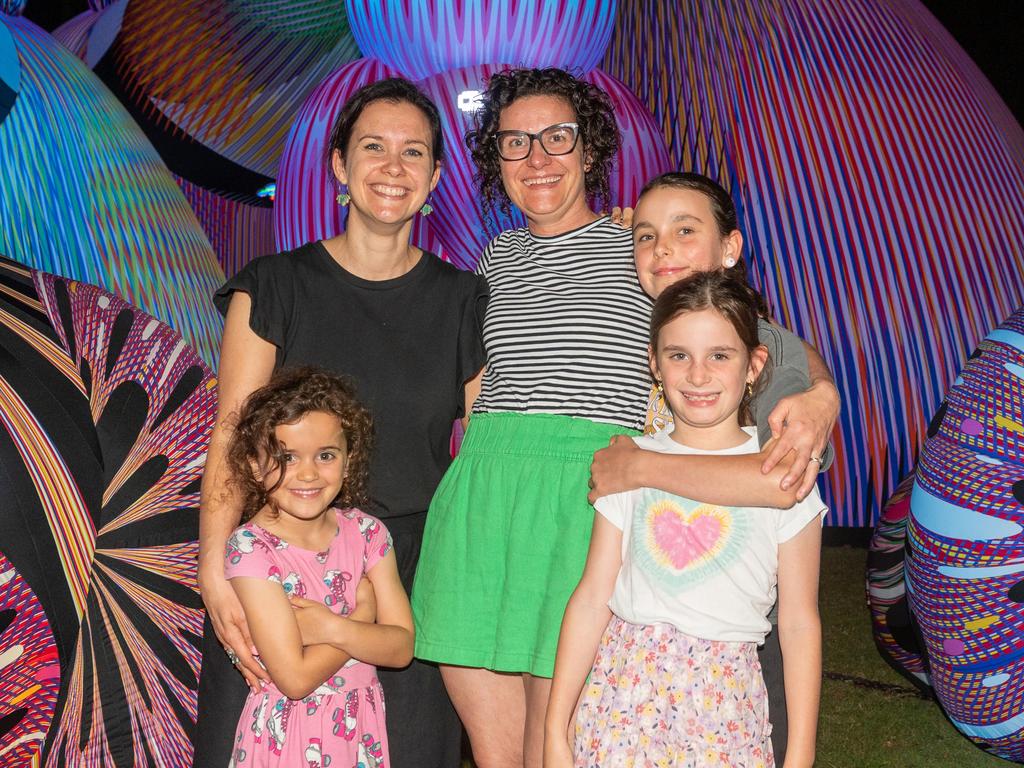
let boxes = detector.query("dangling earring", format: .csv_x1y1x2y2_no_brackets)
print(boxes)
336,189,350,206
655,379,664,393
420,196,434,216
745,381,753,398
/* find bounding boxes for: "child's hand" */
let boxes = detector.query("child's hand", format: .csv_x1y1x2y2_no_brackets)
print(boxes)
354,576,377,623
543,734,575,768
289,596,341,647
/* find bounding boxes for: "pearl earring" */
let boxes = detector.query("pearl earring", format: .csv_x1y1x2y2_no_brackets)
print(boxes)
725,257,737,268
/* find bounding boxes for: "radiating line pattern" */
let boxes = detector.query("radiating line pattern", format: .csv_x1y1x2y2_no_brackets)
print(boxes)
345,0,617,80
605,0,1024,526
175,177,275,279
905,308,1024,761
0,14,225,366
0,255,215,766
112,0,362,177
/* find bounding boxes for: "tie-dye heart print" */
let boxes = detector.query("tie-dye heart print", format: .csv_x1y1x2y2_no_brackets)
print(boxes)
633,490,749,591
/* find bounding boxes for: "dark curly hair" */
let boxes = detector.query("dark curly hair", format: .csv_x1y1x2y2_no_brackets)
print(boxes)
650,270,772,426
227,367,374,522
325,77,445,169
638,171,753,285
466,67,621,219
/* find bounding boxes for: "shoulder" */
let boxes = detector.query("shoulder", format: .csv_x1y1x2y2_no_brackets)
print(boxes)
336,508,390,539
225,523,277,562
757,318,809,370
423,254,488,292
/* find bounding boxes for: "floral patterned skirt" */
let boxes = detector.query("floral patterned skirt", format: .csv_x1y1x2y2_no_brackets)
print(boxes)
574,616,773,768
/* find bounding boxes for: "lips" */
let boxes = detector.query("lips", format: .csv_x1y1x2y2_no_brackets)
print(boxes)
680,392,720,406
522,175,562,187
288,488,324,499
368,183,410,198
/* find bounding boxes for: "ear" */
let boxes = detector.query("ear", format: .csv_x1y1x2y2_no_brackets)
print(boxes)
748,344,769,384
331,148,348,187
721,229,744,270
429,159,441,192
648,344,661,384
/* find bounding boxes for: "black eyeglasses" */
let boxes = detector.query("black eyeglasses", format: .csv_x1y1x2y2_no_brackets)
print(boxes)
494,122,580,161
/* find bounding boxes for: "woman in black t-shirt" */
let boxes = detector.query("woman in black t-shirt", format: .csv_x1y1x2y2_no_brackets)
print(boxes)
193,78,486,768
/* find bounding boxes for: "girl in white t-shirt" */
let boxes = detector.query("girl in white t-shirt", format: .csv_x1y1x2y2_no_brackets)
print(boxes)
545,271,825,768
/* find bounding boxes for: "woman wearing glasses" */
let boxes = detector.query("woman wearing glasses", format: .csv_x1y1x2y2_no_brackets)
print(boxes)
412,68,651,768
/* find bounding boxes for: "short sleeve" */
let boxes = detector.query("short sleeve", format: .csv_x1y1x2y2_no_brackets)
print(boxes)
213,254,291,348
475,238,496,279
224,527,277,580
455,273,489,416
594,491,630,531
357,513,393,573
777,487,828,543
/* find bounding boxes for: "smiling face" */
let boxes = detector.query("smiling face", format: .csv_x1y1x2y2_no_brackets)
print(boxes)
260,411,349,526
497,94,594,235
332,99,440,227
651,308,767,450
633,186,743,299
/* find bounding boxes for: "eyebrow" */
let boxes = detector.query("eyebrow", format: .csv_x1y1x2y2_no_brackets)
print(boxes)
356,134,429,147
633,213,703,231
662,344,739,353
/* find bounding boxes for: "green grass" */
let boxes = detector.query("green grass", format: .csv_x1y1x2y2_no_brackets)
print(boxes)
817,545,1007,767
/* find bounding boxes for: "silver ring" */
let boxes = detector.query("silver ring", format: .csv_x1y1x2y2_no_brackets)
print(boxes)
809,455,822,465
225,647,240,666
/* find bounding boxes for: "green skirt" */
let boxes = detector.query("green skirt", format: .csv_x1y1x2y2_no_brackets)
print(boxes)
412,412,637,678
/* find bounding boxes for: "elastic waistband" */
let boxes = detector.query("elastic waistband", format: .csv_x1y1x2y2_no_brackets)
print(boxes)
460,412,637,460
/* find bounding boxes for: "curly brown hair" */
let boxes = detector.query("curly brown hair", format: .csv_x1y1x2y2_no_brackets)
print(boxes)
227,367,374,522
466,67,621,219
650,271,772,426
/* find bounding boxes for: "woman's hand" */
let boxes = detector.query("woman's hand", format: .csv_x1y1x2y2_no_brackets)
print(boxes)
762,381,840,500
609,206,635,228
199,561,268,690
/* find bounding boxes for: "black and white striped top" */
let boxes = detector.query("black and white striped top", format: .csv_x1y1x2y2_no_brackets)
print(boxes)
473,216,653,430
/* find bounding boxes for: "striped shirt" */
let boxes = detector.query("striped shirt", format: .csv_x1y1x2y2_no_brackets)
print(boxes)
473,216,653,430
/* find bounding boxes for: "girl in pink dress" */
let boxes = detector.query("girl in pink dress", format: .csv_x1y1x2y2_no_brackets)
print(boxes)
222,367,413,768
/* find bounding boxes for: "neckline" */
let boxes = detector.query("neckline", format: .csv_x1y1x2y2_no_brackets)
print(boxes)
525,214,611,243
313,240,434,290
659,425,759,454
249,512,341,556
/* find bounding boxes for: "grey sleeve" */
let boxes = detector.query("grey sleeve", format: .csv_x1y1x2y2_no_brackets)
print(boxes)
752,320,835,470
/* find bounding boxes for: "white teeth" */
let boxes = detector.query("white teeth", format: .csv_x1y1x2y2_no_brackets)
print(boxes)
523,176,560,186
370,184,408,197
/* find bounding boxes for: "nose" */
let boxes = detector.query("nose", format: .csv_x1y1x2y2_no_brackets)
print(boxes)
382,149,404,175
686,360,710,386
653,237,672,259
526,138,550,168
295,458,319,482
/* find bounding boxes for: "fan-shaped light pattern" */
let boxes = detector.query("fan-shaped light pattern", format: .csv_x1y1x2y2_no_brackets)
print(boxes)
605,0,1024,526
416,65,671,268
0,15,17,122
113,0,362,177
0,555,60,767
345,0,616,81
176,176,275,278
51,9,95,60
905,308,1024,761
0,1,25,17
0,255,215,766
866,473,930,689
52,1,127,68
0,15,225,365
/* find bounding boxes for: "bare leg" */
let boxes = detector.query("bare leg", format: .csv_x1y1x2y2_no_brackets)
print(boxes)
523,673,553,768
441,665,525,768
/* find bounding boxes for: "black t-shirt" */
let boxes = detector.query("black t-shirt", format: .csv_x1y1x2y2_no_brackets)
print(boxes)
214,242,488,518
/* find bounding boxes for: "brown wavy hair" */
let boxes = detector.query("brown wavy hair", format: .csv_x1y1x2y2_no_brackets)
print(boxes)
650,270,772,426
227,367,374,522
466,67,621,219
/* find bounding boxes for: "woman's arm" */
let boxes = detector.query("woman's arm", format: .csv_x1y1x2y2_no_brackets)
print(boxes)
544,513,623,766
231,577,367,700
589,436,801,508
461,367,485,430
776,518,823,768
762,341,841,499
305,550,415,668
198,292,276,687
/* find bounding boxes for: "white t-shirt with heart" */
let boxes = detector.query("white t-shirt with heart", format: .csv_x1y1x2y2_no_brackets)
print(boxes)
595,427,827,643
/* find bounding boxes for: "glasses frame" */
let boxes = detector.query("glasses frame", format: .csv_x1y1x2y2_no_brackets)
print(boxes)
493,122,581,161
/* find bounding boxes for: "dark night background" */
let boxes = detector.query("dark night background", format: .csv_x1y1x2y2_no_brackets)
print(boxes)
20,0,1024,125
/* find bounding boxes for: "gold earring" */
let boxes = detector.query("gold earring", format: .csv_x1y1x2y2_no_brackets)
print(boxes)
745,381,753,397
655,380,664,393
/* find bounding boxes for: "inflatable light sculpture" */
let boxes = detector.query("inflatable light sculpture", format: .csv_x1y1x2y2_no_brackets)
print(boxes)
53,0,365,277
276,0,672,267
0,7,226,364
0,255,215,766
868,308,1024,762
604,0,1024,528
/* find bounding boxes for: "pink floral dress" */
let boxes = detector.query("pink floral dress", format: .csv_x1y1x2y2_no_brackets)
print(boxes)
224,508,392,768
